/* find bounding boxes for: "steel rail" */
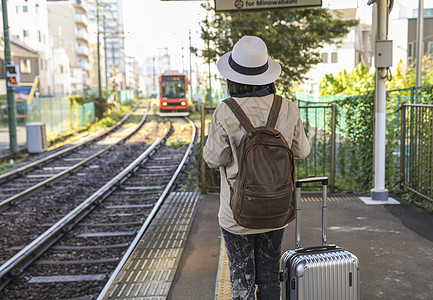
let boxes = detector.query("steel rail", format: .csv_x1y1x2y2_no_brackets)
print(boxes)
0,101,145,185
97,117,197,299
0,103,150,209
0,121,172,291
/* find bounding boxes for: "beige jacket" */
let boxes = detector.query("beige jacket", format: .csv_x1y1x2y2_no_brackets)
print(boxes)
203,93,310,235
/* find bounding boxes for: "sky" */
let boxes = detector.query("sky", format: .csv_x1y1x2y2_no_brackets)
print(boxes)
122,0,369,69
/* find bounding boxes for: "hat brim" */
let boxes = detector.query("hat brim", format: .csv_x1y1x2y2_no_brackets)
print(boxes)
217,52,282,85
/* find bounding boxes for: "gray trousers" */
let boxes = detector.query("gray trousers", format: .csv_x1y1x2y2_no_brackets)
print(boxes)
221,227,284,300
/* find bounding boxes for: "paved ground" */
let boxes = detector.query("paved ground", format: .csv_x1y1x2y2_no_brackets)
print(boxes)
169,193,433,300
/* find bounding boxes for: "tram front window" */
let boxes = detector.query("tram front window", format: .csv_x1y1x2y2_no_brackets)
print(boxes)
162,76,185,99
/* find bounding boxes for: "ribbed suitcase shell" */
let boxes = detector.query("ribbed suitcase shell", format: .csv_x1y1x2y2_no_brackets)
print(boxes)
280,177,360,300
280,247,360,300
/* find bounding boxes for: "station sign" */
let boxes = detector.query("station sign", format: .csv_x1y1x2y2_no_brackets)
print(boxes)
214,0,322,12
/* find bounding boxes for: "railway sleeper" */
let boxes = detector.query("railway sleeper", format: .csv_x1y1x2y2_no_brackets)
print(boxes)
28,274,107,283
51,243,129,250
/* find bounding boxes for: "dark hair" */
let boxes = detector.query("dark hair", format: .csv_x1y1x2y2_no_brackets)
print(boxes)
227,79,276,96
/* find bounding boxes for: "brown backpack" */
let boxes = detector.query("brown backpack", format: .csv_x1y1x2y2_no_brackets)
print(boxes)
223,95,296,229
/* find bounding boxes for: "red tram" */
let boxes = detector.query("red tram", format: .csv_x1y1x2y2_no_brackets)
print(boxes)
158,72,189,116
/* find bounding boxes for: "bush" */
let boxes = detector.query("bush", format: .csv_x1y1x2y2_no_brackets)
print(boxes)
93,97,108,120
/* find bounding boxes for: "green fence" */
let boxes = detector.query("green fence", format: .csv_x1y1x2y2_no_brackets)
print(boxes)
294,85,433,192
400,103,433,203
196,85,433,195
108,89,136,105
119,89,136,104
0,97,95,136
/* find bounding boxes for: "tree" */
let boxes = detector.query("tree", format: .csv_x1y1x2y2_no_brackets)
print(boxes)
201,2,358,94
319,58,433,97
319,62,375,96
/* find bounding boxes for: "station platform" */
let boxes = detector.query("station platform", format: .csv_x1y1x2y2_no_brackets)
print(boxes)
101,190,433,300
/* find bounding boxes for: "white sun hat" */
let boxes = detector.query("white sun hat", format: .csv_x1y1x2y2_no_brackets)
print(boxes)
217,35,281,85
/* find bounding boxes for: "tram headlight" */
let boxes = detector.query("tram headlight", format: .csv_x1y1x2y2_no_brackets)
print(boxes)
181,101,186,106
162,102,168,106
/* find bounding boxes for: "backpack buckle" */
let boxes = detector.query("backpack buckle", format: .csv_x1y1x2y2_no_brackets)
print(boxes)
275,132,281,138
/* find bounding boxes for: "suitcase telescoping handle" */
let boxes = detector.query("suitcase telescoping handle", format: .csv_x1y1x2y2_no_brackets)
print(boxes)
295,176,328,250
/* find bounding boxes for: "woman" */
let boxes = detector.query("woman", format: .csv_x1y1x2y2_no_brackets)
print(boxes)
203,35,310,299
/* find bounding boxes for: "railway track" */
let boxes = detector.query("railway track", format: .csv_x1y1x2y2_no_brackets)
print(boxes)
0,117,197,299
0,101,149,206
0,102,159,266
0,101,145,181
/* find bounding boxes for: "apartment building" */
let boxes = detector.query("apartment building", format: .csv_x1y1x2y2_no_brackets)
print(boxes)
300,8,369,94
47,0,91,94
85,0,125,91
407,14,433,66
1,0,52,95
125,56,139,91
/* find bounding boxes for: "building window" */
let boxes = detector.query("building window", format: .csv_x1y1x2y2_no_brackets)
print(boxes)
38,31,42,43
331,52,338,63
428,41,433,59
16,5,28,13
408,42,415,66
20,59,31,74
321,53,328,63
40,58,43,70
23,30,29,38
413,8,433,18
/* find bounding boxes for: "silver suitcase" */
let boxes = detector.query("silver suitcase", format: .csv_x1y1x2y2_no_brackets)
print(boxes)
280,177,360,300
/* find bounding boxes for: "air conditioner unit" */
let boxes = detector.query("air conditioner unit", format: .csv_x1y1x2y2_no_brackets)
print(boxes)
26,122,48,153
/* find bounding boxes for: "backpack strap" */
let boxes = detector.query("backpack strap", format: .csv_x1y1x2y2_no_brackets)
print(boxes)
223,98,255,133
266,94,283,129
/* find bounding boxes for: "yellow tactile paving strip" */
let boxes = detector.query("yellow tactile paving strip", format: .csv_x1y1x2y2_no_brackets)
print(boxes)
103,191,201,299
215,241,231,300
214,196,360,299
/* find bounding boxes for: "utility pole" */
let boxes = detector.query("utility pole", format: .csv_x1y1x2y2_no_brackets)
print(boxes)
152,55,156,96
415,0,424,86
189,30,193,108
96,0,102,98
371,0,390,201
112,40,117,104
2,0,18,153
103,16,108,92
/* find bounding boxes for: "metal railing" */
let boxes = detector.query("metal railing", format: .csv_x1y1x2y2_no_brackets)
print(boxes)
200,105,217,193
200,102,337,193
400,103,433,202
298,103,337,192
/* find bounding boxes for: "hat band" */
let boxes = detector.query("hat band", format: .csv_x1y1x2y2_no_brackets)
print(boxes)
229,54,269,76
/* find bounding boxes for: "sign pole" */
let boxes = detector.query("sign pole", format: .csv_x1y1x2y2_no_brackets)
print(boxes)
415,0,424,86
2,0,18,153
371,0,388,201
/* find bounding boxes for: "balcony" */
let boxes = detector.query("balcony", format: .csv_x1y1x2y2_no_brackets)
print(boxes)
75,13,88,25
76,46,90,57
79,61,90,71
75,30,89,42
